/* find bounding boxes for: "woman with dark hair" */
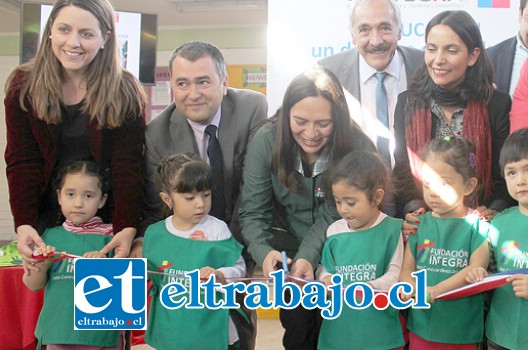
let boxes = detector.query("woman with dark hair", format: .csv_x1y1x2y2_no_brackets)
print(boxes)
4,0,146,265
393,10,512,231
239,67,375,350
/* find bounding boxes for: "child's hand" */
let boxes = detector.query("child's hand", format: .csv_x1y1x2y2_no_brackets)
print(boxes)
83,251,107,258
507,274,528,299
399,291,414,302
31,245,56,259
200,266,224,281
397,281,416,302
31,245,56,264
465,267,488,283
427,285,440,304
24,245,56,274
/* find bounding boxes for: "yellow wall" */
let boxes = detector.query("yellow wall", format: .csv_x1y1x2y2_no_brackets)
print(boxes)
227,64,266,95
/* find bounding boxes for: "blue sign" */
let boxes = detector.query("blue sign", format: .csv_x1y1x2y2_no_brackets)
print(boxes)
74,258,147,330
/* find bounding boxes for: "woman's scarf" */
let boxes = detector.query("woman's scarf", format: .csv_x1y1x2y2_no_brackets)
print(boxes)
431,84,466,106
405,100,493,200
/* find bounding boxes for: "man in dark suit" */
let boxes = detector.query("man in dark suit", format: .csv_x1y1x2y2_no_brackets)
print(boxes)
136,41,267,247
319,0,422,168
134,41,266,349
487,0,528,95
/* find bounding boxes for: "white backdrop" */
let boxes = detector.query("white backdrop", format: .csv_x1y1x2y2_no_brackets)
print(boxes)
267,0,518,114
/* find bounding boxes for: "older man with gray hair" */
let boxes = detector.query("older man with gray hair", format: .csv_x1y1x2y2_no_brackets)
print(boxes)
319,0,422,172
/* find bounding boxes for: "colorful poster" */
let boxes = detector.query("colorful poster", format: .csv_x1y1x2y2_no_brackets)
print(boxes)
146,67,172,123
227,65,267,94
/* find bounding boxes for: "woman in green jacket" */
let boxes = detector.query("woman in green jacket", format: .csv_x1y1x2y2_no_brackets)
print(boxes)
239,67,375,350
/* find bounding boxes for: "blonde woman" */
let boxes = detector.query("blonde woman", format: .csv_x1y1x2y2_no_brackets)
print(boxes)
4,0,147,268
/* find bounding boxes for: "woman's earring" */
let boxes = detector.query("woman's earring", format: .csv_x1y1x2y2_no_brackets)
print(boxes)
48,35,52,39
100,45,104,49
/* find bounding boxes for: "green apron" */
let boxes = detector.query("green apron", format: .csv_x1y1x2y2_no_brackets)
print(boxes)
407,212,488,344
318,216,405,350
486,207,528,350
35,227,117,348
143,221,242,350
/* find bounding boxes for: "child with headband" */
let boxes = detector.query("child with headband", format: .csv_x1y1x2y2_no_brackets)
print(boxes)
142,153,246,350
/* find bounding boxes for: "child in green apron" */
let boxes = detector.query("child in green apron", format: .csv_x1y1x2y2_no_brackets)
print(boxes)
142,153,245,350
400,137,490,349
466,129,528,350
22,161,124,349
317,151,406,350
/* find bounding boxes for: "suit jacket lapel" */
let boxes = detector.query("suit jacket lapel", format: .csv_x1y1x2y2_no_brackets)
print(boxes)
400,46,421,85
335,48,362,99
500,38,517,92
349,48,361,99
169,107,199,155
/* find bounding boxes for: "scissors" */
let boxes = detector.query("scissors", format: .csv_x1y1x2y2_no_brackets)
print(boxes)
281,251,289,274
31,251,80,260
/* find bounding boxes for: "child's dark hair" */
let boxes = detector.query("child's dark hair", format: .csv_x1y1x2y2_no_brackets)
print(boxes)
330,151,390,207
499,128,528,176
155,153,212,194
55,160,110,194
421,137,477,183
